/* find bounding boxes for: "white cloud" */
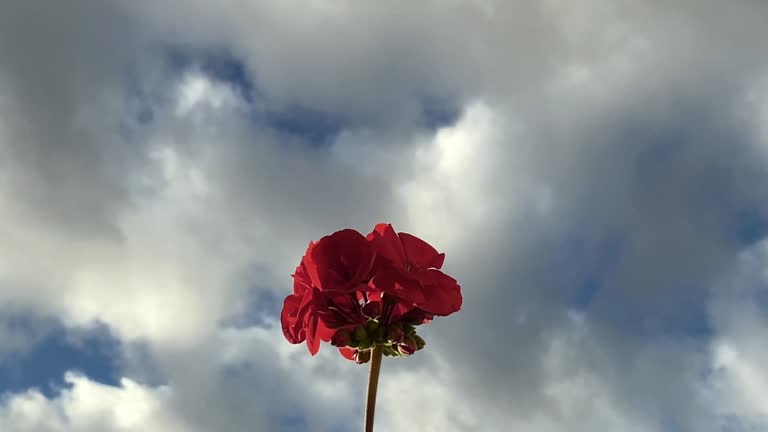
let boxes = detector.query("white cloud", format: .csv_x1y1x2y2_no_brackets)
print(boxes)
0,373,188,432
700,240,768,430
0,72,251,346
709,343,768,426
374,315,660,432
399,102,505,246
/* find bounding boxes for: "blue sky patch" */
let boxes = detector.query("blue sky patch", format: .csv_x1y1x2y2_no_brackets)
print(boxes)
265,105,344,145
279,414,308,432
165,47,343,145
554,232,624,311
568,239,623,310
0,318,121,398
166,47,256,103
730,207,768,247
420,96,461,130
161,46,460,147
221,287,280,330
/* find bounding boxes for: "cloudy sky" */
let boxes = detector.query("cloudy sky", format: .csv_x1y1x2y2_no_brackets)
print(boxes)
1,1,768,431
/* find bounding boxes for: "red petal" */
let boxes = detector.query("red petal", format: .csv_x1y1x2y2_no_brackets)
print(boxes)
292,261,312,295
306,309,336,356
386,301,414,323
284,289,315,343
398,232,445,270
370,269,426,306
365,286,383,302
306,315,321,355
308,229,374,292
338,347,357,361
316,318,335,342
413,269,462,316
367,223,407,269
280,294,303,343
303,241,322,291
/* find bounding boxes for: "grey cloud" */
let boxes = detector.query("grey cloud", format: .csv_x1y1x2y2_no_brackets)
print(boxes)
0,1,147,236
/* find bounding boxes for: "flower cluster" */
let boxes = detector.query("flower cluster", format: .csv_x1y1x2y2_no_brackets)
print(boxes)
280,223,462,363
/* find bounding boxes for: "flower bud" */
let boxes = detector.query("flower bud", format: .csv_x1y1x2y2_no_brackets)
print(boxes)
398,336,418,356
397,344,416,356
414,334,426,350
353,325,371,349
353,325,368,341
331,329,353,347
361,301,382,319
381,344,399,357
401,308,434,325
386,324,405,344
355,349,371,364
404,324,416,337
365,320,380,333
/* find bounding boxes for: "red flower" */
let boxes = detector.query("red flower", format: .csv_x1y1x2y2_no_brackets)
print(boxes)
280,223,462,361
281,229,374,355
366,223,462,317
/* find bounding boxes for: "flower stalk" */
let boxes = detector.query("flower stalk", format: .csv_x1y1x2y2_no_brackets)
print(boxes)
279,223,462,431
364,345,383,432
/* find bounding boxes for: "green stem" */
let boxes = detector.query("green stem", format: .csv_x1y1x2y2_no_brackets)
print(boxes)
364,345,383,432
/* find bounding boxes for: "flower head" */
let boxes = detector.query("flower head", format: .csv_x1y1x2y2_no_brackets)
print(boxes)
281,229,372,355
280,223,462,361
